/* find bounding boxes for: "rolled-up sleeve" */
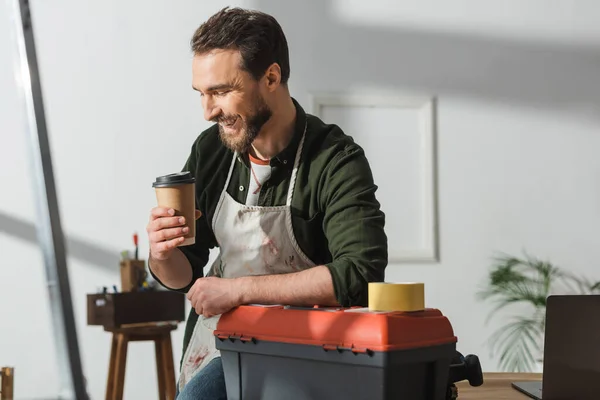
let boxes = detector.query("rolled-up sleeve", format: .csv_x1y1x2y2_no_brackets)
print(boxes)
321,144,388,307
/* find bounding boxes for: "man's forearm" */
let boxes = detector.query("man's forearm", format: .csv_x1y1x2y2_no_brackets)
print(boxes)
148,248,193,290
237,265,339,306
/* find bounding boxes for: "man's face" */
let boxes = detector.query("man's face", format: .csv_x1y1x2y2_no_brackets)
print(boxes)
192,49,272,153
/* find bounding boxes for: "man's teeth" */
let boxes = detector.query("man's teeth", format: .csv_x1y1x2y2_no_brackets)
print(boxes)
222,119,236,127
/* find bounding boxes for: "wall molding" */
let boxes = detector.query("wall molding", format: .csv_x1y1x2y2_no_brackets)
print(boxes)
309,93,439,263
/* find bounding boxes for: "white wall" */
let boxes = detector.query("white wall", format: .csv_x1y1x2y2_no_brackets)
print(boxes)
1,0,599,399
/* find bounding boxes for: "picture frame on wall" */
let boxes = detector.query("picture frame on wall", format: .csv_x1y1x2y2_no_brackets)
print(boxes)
309,93,439,263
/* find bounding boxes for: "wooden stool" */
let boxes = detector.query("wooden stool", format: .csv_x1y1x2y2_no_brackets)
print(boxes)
1,367,14,400
104,323,177,400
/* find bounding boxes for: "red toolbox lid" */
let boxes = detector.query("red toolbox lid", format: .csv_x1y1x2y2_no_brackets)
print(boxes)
214,305,457,352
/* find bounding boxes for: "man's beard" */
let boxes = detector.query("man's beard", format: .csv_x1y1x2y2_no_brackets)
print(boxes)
215,94,272,154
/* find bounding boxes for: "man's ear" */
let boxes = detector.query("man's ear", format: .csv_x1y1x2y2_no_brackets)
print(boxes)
264,63,281,91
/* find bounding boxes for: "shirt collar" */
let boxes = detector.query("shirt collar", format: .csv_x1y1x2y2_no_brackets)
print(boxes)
272,97,306,169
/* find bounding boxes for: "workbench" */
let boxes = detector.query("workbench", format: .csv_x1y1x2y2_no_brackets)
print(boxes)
456,373,542,399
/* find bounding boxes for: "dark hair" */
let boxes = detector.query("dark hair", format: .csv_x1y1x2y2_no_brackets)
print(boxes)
190,7,290,85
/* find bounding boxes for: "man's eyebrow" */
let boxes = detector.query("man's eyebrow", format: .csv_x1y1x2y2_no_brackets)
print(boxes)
192,83,234,92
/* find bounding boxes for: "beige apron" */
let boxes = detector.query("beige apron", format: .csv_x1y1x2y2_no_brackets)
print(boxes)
178,124,316,391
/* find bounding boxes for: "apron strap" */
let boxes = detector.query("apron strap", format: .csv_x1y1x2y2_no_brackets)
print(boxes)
286,122,308,207
212,152,238,234
224,151,238,190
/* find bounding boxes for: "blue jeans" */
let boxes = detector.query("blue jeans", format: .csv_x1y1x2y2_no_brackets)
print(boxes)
176,357,227,400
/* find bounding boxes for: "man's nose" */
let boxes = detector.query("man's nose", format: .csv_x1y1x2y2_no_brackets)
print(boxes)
203,97,220,121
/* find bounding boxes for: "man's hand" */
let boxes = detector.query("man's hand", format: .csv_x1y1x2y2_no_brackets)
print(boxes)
186,277,242,318
147,207,202,261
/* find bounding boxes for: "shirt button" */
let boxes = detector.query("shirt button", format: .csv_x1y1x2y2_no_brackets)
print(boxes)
239,185,244,191
283,160,288,164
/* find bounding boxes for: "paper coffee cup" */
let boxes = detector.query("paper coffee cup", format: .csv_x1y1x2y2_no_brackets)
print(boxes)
152,171,196,246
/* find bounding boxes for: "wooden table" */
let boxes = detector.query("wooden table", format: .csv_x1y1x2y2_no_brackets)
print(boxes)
455,373,542,399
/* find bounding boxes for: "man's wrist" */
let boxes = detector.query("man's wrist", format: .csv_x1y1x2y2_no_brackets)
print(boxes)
235,276,254,305
148,253,164,273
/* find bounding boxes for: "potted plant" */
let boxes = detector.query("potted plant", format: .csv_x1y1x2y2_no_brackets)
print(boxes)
477,252,600,372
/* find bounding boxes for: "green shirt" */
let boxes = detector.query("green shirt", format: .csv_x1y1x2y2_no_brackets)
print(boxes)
154,98,388,361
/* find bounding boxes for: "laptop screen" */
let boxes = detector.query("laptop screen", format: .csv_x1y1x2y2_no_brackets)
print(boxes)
542,295,600,399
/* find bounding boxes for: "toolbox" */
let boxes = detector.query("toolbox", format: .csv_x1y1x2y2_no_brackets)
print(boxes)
87,290,185,328
214,305,460,400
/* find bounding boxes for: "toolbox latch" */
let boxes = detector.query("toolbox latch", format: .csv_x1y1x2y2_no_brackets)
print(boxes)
349,347,372,355
322,344,373,356
216,333,256,344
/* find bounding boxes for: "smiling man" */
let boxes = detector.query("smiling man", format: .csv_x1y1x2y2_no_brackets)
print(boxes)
147,6,388,399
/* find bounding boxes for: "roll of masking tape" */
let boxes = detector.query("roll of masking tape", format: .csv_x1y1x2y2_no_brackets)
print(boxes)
368,282,425,312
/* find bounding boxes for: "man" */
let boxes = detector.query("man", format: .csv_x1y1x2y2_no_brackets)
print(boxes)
147,7,388,399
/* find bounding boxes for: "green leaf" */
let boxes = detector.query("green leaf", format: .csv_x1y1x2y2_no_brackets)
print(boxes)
487,316,543,372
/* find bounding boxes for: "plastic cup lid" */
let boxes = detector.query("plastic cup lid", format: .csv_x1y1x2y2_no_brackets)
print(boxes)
152,171,195,188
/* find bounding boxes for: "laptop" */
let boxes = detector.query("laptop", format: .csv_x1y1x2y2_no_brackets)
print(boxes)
511,294,600,399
